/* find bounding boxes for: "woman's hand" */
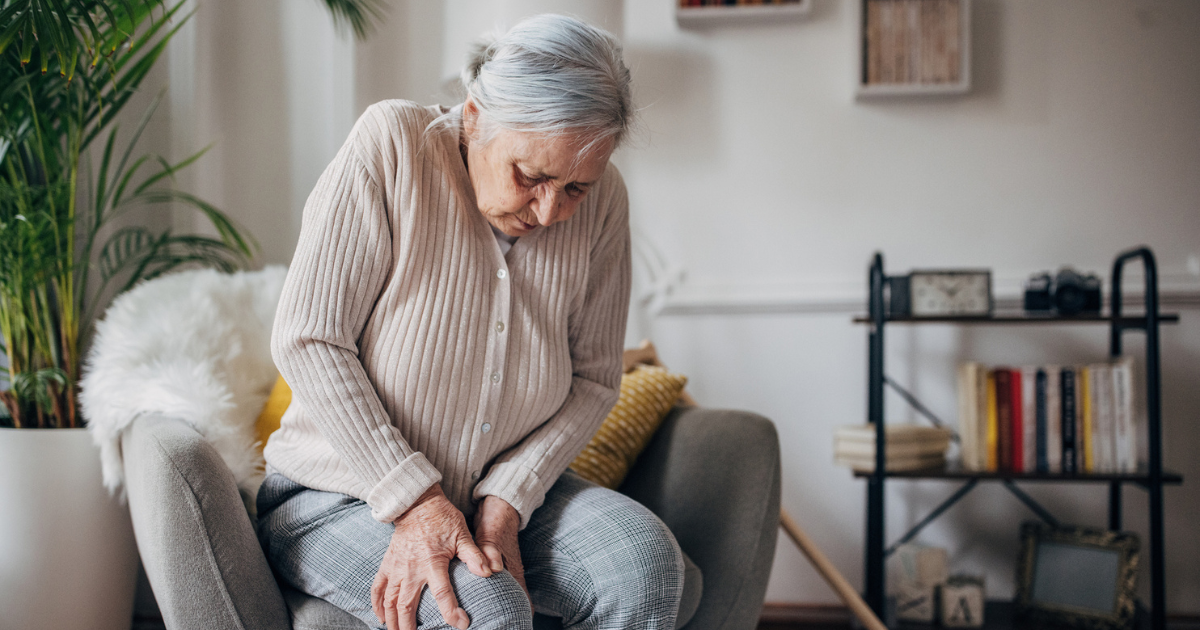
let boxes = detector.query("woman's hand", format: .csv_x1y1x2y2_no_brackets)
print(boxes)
473,495,529,606
372,485,492,630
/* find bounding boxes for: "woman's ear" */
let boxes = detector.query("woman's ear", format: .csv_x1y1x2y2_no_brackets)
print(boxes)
462,99,479,141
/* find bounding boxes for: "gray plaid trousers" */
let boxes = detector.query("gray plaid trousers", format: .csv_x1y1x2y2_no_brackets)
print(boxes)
256,470,685,629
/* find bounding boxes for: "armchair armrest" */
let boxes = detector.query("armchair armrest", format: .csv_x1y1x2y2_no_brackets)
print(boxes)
121,414,291,630
619,407,781,630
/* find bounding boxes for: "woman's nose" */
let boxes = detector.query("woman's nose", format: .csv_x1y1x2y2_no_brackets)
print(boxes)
530,188,564,226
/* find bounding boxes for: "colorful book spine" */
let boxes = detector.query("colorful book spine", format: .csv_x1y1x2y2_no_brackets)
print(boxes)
1021,367,1037,473
995,369,1013,472
1061,368,1077,473
986,371,998,472
957,363,980,471
1034,369,1047,472
1010,368,1024,473
1045,367,1062,473
1112,357,1136,473
1081,366,1094,473
974,362,989,472
1080,362,1089,465
1092,365,1113,473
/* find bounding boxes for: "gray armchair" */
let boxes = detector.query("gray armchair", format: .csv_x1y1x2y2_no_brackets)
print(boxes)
122,405,780,630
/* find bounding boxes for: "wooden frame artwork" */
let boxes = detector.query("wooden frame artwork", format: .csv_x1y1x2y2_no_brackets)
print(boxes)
1015,521,1140,630
857,0,971,98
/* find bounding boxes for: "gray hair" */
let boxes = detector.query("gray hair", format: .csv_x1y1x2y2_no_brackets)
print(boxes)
431,14,634,155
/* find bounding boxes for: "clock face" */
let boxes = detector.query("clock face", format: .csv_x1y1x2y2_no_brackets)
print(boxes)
910,271,992,317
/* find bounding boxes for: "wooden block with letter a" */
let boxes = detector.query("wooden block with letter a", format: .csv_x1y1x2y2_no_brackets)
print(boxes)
941,576,985,628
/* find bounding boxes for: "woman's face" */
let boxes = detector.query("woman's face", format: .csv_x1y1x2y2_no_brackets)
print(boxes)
462,101,613,237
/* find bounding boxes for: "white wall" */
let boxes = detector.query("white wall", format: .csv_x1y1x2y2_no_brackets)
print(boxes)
614,0,1200,612
163,0,1200,613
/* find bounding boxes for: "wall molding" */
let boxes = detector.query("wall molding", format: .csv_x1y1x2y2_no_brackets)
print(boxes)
653,274,1200,317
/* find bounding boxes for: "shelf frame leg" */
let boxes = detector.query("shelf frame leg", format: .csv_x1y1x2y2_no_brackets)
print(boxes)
1112,247,1166,630
1108,482,1122,532
864,254,887,619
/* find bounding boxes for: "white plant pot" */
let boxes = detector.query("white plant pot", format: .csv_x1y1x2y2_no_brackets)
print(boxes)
0,427,138,630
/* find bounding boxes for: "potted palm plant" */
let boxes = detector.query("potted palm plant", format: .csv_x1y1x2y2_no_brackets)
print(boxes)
0,1,382,627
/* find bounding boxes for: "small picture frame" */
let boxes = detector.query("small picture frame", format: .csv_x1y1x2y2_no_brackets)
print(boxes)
1014,521,1140,630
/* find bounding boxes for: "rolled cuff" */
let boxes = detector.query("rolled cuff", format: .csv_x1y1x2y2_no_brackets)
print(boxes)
365,452,443,523
472,462,547,530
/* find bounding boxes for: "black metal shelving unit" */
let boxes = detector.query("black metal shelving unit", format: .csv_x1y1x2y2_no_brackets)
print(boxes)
856,247,1182,630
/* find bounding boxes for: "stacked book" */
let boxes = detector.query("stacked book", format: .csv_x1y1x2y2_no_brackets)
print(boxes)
835,424,954,472
957,358,1140,474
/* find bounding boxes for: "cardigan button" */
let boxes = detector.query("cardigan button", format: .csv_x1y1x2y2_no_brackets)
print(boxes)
490,372,501,383
495,321,505,333
481,423,492,434
471,470,480,480
497,269,508,279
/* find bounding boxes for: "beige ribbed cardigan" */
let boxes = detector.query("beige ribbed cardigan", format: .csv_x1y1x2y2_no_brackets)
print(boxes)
264,100,631,528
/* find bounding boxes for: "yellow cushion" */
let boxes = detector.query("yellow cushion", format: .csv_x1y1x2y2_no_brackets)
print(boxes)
252,365,689,487
570,365,688,489
255,375,292,451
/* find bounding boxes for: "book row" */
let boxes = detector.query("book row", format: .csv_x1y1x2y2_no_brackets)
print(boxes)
864,0,962,86
956,359,1140,475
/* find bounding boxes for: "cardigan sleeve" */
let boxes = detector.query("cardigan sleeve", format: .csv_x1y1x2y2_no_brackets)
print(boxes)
472,167,632,529
270,111,442,524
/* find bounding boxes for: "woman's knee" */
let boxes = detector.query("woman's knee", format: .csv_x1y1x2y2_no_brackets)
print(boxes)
434,561,533,630
600,508,685,593
570,500,684,628
553,483,685,601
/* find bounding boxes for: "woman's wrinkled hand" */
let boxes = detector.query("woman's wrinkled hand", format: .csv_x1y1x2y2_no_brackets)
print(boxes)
372,485,492,630
473,495,529,607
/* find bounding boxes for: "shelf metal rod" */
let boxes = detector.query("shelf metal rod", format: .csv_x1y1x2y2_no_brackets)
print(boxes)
1001,480,1060,528
883,375,960,442
885,479,978,557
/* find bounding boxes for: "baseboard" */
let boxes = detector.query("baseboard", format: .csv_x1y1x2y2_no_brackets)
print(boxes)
758,603,853,629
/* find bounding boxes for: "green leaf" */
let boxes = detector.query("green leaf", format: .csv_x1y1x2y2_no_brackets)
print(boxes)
12,366,66,417
97,225,152,280
19,21,34,65
93,126,117,225
105,89,162,207
132,144,209,196
134,189,258,259
317,0,386,41
32,3,55,73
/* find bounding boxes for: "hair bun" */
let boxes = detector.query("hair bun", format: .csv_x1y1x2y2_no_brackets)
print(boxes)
461,35,497,89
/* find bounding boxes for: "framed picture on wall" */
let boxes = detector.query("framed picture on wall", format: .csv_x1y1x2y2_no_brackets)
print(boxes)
857,0,972,98
676,0,813,27
1014,521,1140,630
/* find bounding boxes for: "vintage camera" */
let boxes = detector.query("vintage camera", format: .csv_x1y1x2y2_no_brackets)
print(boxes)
1024,268,1102,315
1023,272,1053,311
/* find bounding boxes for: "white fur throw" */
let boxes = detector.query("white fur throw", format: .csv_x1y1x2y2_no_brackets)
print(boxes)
80,265,288,508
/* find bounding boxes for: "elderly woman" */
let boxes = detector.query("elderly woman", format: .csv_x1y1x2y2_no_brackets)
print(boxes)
256,14,685,630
